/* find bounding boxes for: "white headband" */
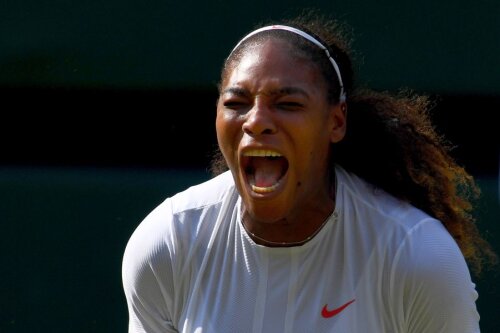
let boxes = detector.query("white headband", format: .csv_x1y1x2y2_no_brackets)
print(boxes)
231,25,346,102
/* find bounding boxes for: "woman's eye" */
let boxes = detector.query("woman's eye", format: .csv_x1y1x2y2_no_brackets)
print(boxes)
276,101,303,110
223,100,248,109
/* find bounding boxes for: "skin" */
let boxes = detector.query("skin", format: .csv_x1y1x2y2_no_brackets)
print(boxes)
216,39,347,245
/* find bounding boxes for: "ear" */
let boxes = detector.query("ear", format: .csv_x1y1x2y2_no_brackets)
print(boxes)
329,102,347,143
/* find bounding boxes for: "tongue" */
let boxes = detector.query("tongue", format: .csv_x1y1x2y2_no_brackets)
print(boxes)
253,158,284,188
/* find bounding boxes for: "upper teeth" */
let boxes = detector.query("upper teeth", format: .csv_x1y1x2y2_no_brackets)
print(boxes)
243,150,282,157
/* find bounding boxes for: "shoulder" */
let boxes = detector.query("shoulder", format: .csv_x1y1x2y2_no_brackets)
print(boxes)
123,171,235,267
122,171,235,282
335,164,473,274
122,171,237,329
168,170,235,214
335,164,429,231
335,166,479,331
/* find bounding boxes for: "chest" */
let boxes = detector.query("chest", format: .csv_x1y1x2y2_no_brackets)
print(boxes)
175,228,393,333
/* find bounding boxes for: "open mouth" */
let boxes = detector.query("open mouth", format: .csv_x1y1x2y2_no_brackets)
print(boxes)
242,149,289,194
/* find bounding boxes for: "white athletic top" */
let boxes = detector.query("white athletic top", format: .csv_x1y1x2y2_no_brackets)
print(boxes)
122,165,480,333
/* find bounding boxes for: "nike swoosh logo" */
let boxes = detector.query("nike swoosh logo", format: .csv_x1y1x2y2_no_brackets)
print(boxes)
321,299,355,318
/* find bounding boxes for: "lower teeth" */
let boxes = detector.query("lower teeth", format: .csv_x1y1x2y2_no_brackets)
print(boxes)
251,182,279,193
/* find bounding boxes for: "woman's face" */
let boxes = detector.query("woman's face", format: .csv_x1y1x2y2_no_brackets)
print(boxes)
216,39,346,225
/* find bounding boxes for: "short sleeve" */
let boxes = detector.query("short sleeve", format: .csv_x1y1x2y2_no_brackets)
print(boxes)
391,219,480,333
122,199,178,333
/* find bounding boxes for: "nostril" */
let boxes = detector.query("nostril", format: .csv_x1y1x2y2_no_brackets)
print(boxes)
242,107,277,135
242,126,274,136
242,121,254,135
242,119,276,135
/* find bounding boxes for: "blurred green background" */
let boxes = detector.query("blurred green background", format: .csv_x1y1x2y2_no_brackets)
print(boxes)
1,0,499,332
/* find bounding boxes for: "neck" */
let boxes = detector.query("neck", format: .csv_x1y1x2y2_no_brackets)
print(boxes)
241,170,338,247
241,209,337,247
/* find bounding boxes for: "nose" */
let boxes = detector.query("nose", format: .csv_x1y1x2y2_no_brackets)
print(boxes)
242,102,277,136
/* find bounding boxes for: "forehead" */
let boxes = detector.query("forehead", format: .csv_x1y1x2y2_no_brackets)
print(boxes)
230,37,309,69
222,39,324,90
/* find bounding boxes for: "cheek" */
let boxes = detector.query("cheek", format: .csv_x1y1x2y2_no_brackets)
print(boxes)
296,122,333,163
216,111,230,141
297,117,331,145
216,110,242,153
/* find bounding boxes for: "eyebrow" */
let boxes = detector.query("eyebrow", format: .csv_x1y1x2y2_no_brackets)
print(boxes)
222,87,248,97
222,86,310,99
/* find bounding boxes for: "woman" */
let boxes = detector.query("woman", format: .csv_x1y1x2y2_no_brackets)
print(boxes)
122,12,495,332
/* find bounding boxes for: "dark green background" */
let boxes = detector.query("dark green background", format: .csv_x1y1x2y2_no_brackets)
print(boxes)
1,0,500,93
1,0,499,332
